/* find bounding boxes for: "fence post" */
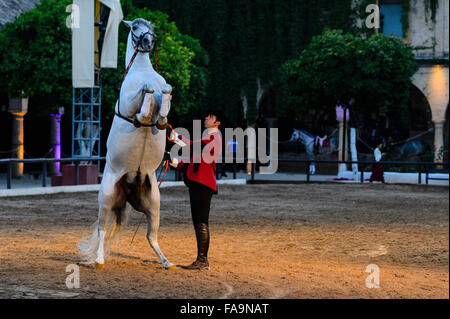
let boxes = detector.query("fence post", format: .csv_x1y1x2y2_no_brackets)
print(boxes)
7,161,12,189
251,162,255,181
360,165,364,183
42,162,47,187
418,165,422,184
75,162,79,185
306,161,310,183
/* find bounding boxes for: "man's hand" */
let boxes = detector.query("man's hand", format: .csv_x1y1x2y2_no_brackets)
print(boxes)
163,152,171,161
170,130,178,141
169,157,179,168
170,130,187,147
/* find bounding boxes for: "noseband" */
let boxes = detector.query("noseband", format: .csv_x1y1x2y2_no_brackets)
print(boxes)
131,29,155,53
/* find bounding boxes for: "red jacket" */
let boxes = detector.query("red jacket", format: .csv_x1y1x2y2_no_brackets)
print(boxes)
176,130,222,193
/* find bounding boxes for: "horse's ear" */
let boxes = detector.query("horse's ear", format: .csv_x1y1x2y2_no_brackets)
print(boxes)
123,20,133,28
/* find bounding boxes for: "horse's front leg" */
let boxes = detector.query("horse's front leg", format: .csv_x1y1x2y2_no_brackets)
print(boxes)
135,86,155,125
157,84,172,128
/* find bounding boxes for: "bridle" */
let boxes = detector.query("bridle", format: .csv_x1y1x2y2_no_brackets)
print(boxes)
115,28,161,128
131,28,155,53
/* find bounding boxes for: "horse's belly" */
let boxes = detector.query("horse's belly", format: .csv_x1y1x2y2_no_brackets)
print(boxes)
106,118,165,175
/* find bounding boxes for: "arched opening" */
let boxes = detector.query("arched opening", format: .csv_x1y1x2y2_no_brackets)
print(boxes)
407,84,434,142
355,84,434,161
385,84,434,161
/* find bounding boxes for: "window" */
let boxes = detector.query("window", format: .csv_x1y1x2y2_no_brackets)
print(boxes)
379,0,403,38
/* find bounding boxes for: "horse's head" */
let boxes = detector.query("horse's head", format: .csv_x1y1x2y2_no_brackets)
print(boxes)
289,129,301,142
123,18,156,53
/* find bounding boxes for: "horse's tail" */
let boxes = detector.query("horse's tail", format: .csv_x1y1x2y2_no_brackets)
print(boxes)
78,206,130,264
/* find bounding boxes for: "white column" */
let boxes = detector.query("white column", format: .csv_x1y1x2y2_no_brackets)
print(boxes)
338,119,344,162
247,124,256,175
337,119,349,173
434,119,445,162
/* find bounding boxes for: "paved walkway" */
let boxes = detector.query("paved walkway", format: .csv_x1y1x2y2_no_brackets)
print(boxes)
1,168,447,192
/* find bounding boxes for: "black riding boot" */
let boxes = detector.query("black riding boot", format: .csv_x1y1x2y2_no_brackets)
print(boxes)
181,223,210,270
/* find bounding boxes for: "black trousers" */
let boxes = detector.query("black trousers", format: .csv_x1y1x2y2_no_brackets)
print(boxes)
188,181,214,226
187,181,214,261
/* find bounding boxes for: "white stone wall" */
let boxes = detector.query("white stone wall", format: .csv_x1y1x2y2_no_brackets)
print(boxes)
408,0,449,59
353,0,449,59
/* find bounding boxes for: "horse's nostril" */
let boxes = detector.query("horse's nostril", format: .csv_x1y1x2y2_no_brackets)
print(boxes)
143,38,149,44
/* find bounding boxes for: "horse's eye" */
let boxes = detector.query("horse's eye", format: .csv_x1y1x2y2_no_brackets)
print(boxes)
132,26,137,31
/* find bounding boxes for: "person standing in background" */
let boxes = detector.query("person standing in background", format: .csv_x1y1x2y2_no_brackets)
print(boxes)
370,143,385,183
227,136,238,174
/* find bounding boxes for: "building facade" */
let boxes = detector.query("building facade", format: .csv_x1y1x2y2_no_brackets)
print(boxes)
359,0,449,161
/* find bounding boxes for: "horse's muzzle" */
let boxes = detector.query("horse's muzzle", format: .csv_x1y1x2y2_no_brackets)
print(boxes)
141,37,152,52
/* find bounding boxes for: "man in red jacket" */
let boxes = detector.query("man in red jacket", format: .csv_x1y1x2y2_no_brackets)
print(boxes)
169,113,222,270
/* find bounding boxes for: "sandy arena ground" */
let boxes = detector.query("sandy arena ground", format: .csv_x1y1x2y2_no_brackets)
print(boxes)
0,183,448,299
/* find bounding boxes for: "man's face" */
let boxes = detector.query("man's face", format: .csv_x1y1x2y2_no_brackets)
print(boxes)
204,114,219,129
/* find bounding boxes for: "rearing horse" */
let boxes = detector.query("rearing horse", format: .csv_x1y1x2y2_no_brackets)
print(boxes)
79,18,175,270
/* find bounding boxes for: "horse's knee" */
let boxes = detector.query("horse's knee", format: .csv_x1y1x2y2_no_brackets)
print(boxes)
142,84,154,94
162,84,172,94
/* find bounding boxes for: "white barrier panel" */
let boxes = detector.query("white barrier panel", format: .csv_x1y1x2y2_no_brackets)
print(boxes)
0,179,247,197
72,0,94,87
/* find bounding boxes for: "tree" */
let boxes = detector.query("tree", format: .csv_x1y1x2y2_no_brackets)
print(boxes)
278,29,417,128
0,0,73,114
134,0,357,126
0,0,209,122
102,7,209,124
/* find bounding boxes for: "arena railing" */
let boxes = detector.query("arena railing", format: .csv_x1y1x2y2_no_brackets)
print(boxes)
243,158,449,185
0,157,105,189
1,157,448,189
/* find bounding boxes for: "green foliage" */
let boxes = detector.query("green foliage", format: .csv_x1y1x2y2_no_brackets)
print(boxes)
135,0,357,125
278,29,417,123
400,0,410,37
0,0,72,113
0,0,209,121
102,7,209,121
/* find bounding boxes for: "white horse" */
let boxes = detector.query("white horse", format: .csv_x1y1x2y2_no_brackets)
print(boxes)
79,18,175,270
289,129,317,174
289,128,340,174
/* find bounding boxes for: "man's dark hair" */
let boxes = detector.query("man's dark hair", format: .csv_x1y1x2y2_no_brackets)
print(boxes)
207,110,224,125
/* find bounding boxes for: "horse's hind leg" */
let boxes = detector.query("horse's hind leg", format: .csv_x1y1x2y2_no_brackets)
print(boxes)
96,173,125,269
145,174,175,270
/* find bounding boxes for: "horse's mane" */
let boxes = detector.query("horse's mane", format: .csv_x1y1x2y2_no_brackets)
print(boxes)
132,18,154,32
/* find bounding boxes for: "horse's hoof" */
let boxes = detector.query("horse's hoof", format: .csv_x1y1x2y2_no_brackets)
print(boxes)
166,264,178,270
95,263,104,270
